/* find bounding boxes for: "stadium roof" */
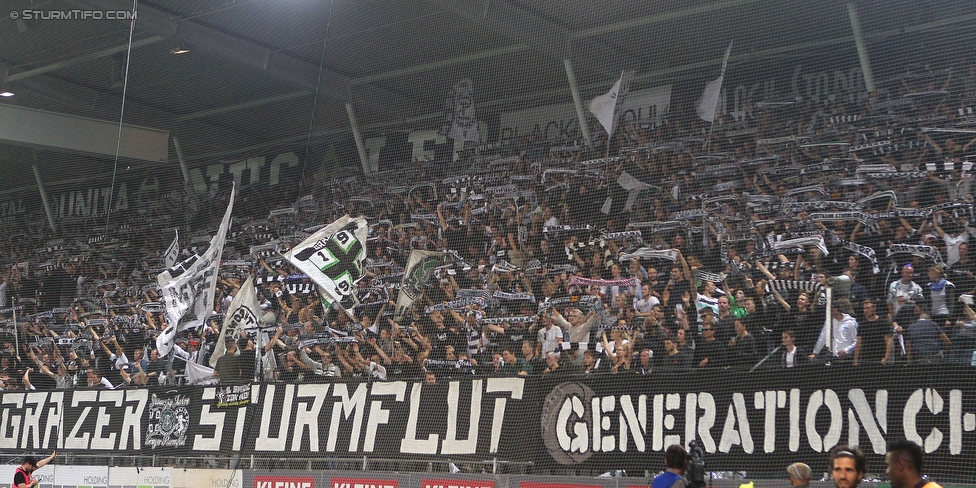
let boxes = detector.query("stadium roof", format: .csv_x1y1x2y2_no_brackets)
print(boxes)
0,0,973,190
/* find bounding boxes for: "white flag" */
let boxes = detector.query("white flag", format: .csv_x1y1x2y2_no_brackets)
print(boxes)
157,184,236,355
185,361,218,385
618,171,654,212
696,40,733,123
589,70,634,137
209,275,260,368
285,215,369,319
439,78,481,143
163,229,180,268
394,250,452,321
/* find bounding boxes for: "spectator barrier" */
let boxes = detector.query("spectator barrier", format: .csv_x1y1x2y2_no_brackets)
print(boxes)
0,370,974,480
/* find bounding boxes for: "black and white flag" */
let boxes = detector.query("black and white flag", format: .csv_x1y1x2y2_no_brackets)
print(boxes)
439,78,480,142
209,275,260,368
157,184,236,356
163,229,180,269
285,215,369,319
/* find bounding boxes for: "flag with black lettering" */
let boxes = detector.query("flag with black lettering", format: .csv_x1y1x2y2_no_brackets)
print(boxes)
209,275,259,368
157,184,235,356
163,229,180,268
394,250,453,321
285,215,369,319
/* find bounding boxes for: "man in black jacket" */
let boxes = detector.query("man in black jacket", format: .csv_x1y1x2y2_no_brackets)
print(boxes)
726,319,758,369
781,329,807,368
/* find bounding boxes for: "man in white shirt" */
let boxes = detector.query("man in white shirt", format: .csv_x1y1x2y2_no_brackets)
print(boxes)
931,210,971,267
536,314,564,358
887,265,923,319
810,298,858,362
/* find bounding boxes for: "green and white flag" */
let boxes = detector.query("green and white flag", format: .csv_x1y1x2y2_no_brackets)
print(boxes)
285,215,369,319
394,250,453,321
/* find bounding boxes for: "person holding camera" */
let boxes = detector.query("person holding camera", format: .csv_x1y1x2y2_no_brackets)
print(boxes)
652,444,689,488
14,452,56,488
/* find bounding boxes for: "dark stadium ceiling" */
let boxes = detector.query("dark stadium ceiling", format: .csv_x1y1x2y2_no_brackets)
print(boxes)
0,0,974,191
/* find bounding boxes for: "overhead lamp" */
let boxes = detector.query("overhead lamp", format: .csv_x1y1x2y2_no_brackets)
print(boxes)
0,92,13,97
170,41,190,55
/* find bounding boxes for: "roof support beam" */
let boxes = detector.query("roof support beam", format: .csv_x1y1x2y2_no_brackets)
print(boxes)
78,0,411,117
7,36,166,82
427,0,615,73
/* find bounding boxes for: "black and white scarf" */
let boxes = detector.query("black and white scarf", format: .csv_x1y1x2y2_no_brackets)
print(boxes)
480,316,537,325
619,248,679,262
809,212,877,232
772,235,829,256
840,240,881,274
887,244,945,267
493,291,536,303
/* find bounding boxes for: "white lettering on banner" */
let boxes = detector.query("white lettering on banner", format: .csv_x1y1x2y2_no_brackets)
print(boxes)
540,384,976,464
188,152,299,194
245,379,522,455
422,479,495,488
293,384,330,452
334,484,395,488
0,198,25,216
54,182,128,219
257,384,294,451
498,85,672,145
1,382,974,461
408,130,447,162
720,63,868,117
331,477,396,488
254,476,316,488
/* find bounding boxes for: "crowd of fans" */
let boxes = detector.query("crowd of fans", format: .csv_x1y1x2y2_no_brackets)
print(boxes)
1,65,976,390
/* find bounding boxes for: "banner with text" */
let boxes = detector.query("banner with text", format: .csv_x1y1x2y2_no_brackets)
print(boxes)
0,370,973,477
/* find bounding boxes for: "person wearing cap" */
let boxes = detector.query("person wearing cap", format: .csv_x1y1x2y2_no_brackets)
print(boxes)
829,445,866,488
787,462,812,488
14,451,56,488
885,438,943,488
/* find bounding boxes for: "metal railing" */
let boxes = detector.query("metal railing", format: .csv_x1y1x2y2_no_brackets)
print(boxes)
48,452,534,475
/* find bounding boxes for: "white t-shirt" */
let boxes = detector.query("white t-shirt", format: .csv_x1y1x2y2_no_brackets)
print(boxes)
537,325,564,356
635,295,660,314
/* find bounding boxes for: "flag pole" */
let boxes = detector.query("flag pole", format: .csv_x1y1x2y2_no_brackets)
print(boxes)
563,59,593,148
703,121,716,153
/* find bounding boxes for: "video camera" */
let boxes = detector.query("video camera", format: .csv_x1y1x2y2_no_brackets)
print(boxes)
686,440,707,488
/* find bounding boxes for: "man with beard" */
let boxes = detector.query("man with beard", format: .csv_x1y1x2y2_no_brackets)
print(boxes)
829,445,866,488
14,452,56,488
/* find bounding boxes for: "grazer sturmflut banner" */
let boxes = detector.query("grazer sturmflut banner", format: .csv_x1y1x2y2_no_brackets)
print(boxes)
0,369,975,477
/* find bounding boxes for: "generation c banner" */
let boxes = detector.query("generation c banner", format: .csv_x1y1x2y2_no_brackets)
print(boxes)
0,370,974,478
